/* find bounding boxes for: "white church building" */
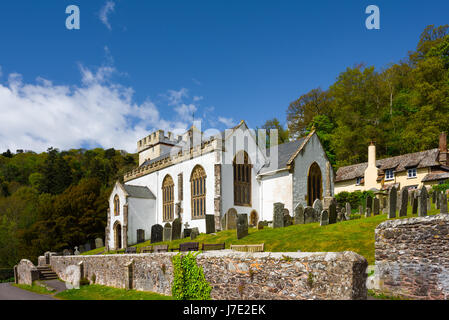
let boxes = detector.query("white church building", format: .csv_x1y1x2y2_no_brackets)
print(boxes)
105,121,334,250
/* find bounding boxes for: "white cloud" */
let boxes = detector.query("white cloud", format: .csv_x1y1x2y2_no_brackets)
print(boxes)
193,96,203,102
99,1,115,30
218,117,236,128
166,88,189,106
0,66,2,78
0,66,195,153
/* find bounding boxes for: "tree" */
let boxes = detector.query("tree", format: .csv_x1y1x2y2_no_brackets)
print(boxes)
260,118,290,147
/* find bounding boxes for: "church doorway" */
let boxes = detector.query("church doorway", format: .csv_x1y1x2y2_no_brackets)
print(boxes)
307,162,322,206
114,222,122,250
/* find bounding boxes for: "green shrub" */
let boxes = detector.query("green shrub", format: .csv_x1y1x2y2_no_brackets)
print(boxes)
172,252,212,300
336,190,375,210
432,183,449,193
80,277,90,286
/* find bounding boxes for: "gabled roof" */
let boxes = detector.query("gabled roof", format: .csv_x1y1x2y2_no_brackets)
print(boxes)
259,138,306,174
123,184,155,199
335,148,441,182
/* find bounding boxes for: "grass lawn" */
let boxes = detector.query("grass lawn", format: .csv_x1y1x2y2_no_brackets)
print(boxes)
83,202,443,265
55,284,172,300
13,282,55,295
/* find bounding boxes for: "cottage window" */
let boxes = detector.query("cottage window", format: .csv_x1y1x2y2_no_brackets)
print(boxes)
162,175,174,222
191,165,207,219
385,169,394,181
356,177,363,185
233,151,252,206
113,195,120,216
407,168,417,178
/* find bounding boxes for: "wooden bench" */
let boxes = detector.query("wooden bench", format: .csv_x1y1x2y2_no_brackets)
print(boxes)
139,246,153,253
230,244,265,253
201,243,225,251
153,245,169,253
179,242,199,252
125,247,137,254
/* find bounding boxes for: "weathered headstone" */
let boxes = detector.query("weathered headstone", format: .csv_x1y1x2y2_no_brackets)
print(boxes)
418,186,428,217
432,191,437,204
399,187,408,217
345,203,351,215
320,210,329,226
412,191,418,214
172,218,182,240
273,203,285,228
373,198,380,215
365,208,371,218
440,193,448,214
163,223,172,242
236,214,249,240
365,195,373,213
183,228,192,238
257,221,264,230
151,224,163,243
294,203,304,225
328,202,337,224
427,198,431,213
359,205,363,215
190,227,199,240
283,214,293,227
84,243,91,252
340,207,346,221
382,197,388,214
221,214,227,231
436,191,441,210
63,249,71,256
388,186,397,219
226,209,238,230
313,199,323,215
205,215,215,234
95,238,104,249
304,206,315,224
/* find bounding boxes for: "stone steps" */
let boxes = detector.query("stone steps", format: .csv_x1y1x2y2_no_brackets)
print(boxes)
37,266,58,280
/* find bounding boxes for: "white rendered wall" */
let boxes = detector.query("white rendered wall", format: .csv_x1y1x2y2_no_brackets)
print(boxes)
260,171,293,220
127,197,156,245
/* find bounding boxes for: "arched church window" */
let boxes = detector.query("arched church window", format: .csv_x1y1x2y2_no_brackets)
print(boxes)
233,151,252,206
114,195,120,216
162,175,174,222
191,165,206,219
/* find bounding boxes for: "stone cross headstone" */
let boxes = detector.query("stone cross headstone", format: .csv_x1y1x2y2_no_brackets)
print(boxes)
273,202,285,228
236,214,249,240
190,227,199,240
399,187,408,217
440,192,448,215
418,186,428,217
328,202,337,224
373,198,380,215
388,186,397,219
74,247,80,255
313,199,323,215
294,203,304,225
320,210,329,226
304,206,315,224
205,215,215,234
172,218,182,240
95,238,104,249
226,209,238,230
151,224,163,243
162,223,172,242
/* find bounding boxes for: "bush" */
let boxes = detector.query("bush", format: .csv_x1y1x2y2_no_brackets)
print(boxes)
172,252,212,300
80,277,90,286
432,183,449,193
336,190,375,211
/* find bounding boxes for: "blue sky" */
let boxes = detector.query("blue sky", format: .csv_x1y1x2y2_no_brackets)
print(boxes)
0,0,448,152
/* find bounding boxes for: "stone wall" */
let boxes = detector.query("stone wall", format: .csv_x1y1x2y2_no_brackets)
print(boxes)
50,250,367,300
16,259,39,286
374,214,449,299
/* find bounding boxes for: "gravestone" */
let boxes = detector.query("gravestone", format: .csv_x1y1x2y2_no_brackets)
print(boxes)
95,238,104,249
257,221,264,230
183,228,192,238
73,247,80,255
294,203,304,225
345,203,351,216
190,227,199,240
427,198,431,213
382,197,388,214
359,205,363,215
172,218,182,240
283,214,293,227
440,193,448,214
436,191,441,210
221,214,227,231
340,207,346,221
304,207,315,224
226,209,238,230
373,198,380,215
418,186,428,217
412,191,418,214
236,214,248,240
84,243,91,252
388,186,397,219
365,208,371,218
399,187,408,217
151,224,163,243
63,249,71,256
273,203,285,228
365,195,373,213
162,223,172,242
432,191,437,204
328,202,337,224
313,199,323,215
320,210,329,226
205,215,215,234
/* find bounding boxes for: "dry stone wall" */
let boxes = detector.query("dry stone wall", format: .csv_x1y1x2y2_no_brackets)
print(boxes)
49,250,367,300
374,214,449,300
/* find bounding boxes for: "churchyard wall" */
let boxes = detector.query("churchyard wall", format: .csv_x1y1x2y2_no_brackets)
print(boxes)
373,214,449,299
49,250,368,300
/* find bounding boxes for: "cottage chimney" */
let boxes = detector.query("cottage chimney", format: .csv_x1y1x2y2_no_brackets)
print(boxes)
368,141,376,168
364,142,378,189
439,132,448,166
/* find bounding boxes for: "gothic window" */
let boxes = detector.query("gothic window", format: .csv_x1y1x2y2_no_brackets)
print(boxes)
191,165,207,219
114,195,120,216
233,151,252,206
162,175,174,222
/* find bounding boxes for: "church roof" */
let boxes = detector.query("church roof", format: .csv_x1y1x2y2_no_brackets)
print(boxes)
123,184,156,199
335,148,441,182
259,138,306,173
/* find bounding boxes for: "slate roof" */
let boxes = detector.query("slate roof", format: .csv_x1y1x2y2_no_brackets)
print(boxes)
123,184,156,199
336,148,441,182
259,138,306,173
422,171,449,182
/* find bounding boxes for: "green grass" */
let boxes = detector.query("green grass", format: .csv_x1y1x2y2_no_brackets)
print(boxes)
368,289,408,300
13,282,55,295
55,284,172,300
83,202,442,265
81,247,105,255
